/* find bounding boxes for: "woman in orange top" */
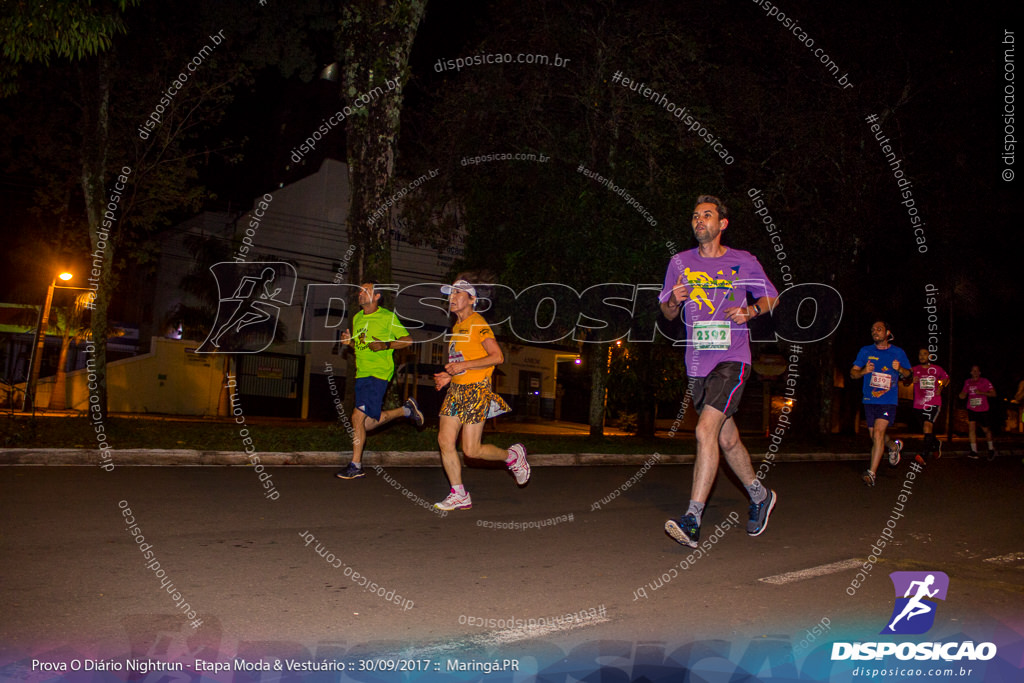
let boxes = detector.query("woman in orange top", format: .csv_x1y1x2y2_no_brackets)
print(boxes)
432,280,530,510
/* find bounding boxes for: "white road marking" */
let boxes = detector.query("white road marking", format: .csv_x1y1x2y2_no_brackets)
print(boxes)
382,611,611,658
758,558,864,585
983,552,1024,564
472,613,612,649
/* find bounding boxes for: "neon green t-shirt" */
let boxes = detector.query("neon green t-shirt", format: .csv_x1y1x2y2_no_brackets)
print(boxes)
352,307,410,380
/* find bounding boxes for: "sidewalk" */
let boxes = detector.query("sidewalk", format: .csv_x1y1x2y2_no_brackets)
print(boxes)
3,413,1022,466
2,439,1021,467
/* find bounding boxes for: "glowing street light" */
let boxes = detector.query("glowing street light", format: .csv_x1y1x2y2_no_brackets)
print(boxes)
22,271,91,412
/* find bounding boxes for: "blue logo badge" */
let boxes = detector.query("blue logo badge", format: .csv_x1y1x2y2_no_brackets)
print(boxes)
881,571,949,635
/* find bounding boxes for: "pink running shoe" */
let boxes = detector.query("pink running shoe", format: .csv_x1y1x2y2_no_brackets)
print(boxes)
434,489,472,510
507,443,531,486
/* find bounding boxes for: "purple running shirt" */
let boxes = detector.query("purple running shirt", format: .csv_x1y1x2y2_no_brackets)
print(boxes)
659,247,778,378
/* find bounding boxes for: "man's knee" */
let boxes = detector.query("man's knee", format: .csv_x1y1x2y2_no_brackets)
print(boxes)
695,422,717,444
719,429,740,452
695,413,723,443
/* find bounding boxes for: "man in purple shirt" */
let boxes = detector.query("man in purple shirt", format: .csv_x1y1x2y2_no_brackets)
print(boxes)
658,195,779,548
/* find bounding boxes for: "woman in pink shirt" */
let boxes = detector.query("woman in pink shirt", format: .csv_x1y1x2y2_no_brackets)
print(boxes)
959,365,997,460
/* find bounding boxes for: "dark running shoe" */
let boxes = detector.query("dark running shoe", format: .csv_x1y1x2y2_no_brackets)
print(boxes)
863,469,876,487
747,489,777,537
405,397,424,427
335,463,365,479
665,514,700,548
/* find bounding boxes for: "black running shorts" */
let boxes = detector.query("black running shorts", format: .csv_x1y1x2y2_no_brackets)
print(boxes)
690,361,750,418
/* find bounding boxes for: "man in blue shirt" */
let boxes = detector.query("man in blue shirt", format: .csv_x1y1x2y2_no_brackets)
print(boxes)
851,321,911,486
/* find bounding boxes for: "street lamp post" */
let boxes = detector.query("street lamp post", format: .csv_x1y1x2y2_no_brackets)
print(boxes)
22,272,77,413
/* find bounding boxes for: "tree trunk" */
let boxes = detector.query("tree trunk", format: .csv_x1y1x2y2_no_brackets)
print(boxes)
339,0,427,414
636,346,657,438
588,342,609,436
584,60,621,439
340,0,424,281
79,56,113,422
817,337,836,436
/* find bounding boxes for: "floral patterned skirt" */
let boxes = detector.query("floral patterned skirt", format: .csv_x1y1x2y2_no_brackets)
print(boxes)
440,379,510,425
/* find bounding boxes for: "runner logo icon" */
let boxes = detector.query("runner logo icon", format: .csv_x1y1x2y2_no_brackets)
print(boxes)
198,262,297,354
881,571,949,635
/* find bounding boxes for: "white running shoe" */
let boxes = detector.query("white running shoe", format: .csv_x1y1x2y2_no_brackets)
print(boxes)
888,439,903,466
507,443,531,486
434,490,472,511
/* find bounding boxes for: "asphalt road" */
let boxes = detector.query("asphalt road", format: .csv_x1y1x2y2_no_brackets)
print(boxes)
1,457,1022,679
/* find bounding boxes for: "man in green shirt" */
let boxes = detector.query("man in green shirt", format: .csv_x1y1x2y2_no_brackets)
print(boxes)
335,282,424,479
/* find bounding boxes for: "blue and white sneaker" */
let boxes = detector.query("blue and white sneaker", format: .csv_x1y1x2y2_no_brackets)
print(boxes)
405,397,424,427
335,463,364,479
665,514,700,548
747,488,777,537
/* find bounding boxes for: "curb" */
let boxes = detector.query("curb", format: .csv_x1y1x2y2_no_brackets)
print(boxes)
1,449,1018,467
